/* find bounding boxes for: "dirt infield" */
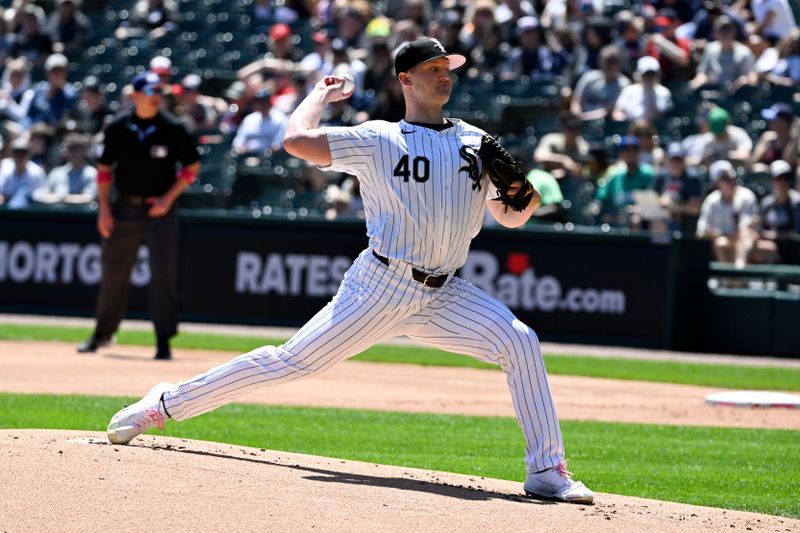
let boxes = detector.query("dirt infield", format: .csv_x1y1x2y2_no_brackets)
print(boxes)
2,430,798,533
2,341,800,532
1,340,798,429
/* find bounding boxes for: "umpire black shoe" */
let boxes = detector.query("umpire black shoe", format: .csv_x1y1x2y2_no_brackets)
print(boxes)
154,339,172,360
77,335,114,353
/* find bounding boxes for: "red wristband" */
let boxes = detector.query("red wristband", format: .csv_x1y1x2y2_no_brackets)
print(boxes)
97,168,113,184
176,167,197,184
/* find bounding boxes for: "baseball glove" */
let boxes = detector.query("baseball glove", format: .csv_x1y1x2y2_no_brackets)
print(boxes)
478,134,535,212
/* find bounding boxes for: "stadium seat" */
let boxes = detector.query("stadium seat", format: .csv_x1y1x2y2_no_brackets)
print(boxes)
743,171,772,198
763,83,797,104
559,178,597,225
603,119,630,139
580,118,606,142
499,97,555,134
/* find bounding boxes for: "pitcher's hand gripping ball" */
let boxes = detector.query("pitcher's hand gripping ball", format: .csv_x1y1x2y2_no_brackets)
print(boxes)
340,73,355,95
324,73,355,100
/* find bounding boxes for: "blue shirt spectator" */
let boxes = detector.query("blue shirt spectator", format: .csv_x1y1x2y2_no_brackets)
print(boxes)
25,53,77,127
31,133,97,205
232,89,288,154
0,138,46,209
502,17,556,81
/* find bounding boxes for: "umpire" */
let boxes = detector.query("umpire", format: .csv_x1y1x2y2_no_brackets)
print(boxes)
78,72,201,360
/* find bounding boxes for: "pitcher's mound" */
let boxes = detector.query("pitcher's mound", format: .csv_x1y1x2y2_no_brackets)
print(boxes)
1,430,794,533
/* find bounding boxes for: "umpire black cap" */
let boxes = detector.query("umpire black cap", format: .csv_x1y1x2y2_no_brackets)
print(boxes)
132,71,163,95
394,37,466,75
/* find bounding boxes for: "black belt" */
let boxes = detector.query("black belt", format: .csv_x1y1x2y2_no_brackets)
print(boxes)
372,250,449,288
118,193,147,206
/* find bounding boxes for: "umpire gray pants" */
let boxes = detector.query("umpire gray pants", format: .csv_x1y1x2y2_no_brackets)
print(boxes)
94,200,179,341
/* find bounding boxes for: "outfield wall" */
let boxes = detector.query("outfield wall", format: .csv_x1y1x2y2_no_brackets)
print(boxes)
0,208,796,355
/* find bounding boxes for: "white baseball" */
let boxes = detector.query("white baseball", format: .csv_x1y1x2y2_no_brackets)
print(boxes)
341,73,355,95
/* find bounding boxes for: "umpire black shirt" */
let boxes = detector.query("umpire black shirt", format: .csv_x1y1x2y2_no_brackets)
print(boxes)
99,110,201,197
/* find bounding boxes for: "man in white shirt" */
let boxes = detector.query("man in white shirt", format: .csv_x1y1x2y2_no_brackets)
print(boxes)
570,45,630,120
751,0,797,42
612,56,673,121
0,137,46,209
231,88,288,154
696,160,760,268
32,132,97,204
691,16,755,89
533,112,589,179
106,37,594,505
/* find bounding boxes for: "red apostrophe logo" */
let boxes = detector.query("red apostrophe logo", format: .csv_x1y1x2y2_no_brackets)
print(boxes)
506,253,529,275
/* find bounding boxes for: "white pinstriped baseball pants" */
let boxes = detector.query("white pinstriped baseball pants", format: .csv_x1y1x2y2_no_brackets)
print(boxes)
162,249,564,473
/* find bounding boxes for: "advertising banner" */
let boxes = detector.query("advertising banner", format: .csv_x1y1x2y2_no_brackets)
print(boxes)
0,213,671,346
182,219,671,344
0,214,150,315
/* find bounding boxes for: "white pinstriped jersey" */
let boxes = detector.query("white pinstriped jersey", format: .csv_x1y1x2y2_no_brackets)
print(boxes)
323,119,490,274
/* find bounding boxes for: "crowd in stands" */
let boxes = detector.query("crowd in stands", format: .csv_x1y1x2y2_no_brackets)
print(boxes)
0,0,799,267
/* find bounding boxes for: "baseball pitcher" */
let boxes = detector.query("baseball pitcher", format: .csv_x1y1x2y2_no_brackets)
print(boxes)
106,38,594,504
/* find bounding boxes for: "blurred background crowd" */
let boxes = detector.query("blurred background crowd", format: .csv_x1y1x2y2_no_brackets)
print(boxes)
0,0,799,267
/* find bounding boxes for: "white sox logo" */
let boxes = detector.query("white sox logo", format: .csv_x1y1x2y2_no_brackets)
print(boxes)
429,38,447,54
459,145,482,190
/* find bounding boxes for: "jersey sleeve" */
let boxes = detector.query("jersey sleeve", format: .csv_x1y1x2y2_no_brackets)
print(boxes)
321,122,381,175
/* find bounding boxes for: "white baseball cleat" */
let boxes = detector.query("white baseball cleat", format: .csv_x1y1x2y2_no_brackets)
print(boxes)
107,382,172,444
523,461,595,503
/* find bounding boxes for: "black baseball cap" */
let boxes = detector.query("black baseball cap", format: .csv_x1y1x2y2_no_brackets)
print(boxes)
394,37,466,75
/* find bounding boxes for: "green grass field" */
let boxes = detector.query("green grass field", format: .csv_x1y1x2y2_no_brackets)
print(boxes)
0,392,797,518
2,324,800,391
